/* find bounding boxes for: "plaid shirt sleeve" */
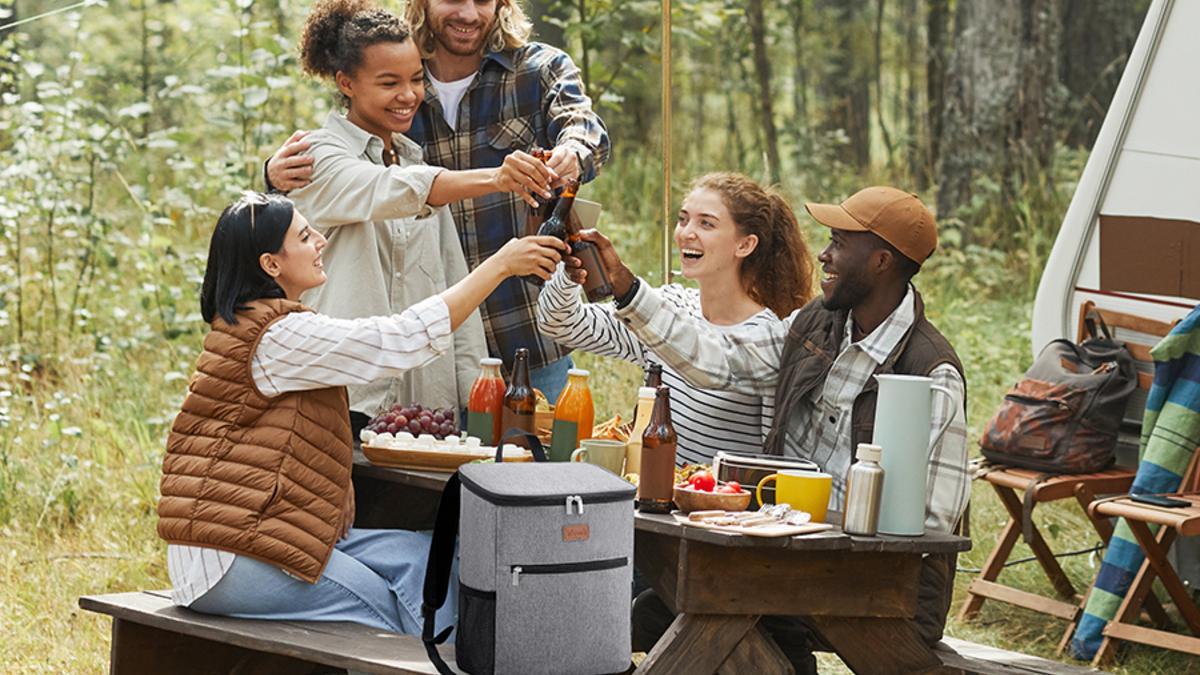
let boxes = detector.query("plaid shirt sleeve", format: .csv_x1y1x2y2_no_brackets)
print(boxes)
926,363,970,533
615,278,786,396
538,49,610,181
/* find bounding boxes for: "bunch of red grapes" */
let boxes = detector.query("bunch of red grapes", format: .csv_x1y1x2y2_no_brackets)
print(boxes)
367,403,458,439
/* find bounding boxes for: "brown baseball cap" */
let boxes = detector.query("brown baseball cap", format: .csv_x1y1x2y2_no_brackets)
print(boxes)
804,186,937,264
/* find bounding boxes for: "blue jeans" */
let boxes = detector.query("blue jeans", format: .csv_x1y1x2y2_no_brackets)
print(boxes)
188,528,458,637
530,356,573,404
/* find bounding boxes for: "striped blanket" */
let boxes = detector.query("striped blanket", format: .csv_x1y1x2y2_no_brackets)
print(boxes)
1070,303,1200,659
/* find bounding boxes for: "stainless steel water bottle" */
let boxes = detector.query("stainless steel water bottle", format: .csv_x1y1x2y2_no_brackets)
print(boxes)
843,443,885,536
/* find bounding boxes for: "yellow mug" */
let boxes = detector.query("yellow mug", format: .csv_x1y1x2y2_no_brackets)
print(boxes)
755,470,833,523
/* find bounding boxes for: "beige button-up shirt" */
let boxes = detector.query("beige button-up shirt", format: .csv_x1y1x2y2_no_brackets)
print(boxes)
289,113,486,415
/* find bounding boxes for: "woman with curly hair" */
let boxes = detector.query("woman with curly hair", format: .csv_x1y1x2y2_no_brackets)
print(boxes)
277,0,558,435
537,172,816,465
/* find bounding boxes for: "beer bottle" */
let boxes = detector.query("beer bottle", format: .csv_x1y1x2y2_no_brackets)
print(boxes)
644,362,663,389
525,180,579,287
501,348,537,448
637,386,678,513
523,148,556,236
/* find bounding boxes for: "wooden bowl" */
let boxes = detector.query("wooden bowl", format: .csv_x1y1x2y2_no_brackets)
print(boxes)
672,485,752,513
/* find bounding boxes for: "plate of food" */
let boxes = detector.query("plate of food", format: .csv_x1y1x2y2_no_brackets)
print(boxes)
672,504,834,538
361,429,533,471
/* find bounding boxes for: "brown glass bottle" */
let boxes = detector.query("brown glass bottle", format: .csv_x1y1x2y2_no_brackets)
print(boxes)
644,362,663,388
637,386,678,513
501,348,537,448
525,180,579,287
523,148,556,236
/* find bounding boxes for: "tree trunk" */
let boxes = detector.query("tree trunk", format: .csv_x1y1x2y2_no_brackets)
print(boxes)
0,1,17,96
745,0,781,184
925,0,949,185
874,0,895,168
789,0,809,146
816,0,871,170
1059,0,1149,147
903,0,924,186
936,0,1064,234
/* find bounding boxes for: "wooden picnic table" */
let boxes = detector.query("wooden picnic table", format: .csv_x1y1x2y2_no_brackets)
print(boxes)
351,451,971,675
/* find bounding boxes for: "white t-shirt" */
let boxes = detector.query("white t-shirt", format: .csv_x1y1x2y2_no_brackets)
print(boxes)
428,72,476,131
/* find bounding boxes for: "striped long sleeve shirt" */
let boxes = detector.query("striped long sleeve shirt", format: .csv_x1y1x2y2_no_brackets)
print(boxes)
167,297,451,605
536,271,777,465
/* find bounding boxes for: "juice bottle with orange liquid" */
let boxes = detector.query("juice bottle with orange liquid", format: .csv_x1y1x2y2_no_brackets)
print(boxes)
466,357,506,445
549,369,595,461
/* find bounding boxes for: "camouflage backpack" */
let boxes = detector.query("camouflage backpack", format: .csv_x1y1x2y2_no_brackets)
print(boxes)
980,314,1137,474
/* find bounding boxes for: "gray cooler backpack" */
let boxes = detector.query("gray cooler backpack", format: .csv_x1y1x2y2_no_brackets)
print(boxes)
422,433,636,675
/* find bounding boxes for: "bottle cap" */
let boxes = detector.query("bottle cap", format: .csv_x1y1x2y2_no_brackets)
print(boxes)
855,443,882,463
480,357,502,367
567,368,590,377
638,386,656,398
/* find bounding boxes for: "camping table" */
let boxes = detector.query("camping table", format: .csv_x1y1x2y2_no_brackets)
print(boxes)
350,455,971,674
632,512,969,675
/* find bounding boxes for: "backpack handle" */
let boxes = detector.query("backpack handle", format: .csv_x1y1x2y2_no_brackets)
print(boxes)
496,428,548,463
1083,309,1115,342
421,473,461,675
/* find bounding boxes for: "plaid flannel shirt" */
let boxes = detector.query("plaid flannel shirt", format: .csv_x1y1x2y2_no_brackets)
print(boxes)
406,43,610,372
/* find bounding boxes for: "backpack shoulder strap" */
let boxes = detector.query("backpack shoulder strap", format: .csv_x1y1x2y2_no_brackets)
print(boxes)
422,472,461,675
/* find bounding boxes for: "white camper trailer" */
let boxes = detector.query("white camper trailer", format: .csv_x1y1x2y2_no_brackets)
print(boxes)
1032,0,1197,350
1031,0,1198,583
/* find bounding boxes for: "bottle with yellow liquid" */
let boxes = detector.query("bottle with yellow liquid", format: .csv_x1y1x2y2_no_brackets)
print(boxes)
624,386,656,476
549,369,595,461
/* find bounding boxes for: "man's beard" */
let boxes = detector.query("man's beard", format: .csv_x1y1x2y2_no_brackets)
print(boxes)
824,270,872,311
433,20,492,57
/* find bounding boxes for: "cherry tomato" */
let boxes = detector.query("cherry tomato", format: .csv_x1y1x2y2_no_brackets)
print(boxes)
690,471,716,492
725,481,742,493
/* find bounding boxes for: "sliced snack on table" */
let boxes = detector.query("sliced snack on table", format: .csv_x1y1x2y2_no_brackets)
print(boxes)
359,427,531,471
673,502,833,538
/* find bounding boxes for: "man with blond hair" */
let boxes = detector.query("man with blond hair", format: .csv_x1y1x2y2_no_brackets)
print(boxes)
268,0,609,400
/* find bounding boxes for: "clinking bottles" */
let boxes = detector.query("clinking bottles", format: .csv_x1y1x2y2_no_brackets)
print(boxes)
549,369,594,461
523,168,613,302
467,357,506,446
501,348,536,448
637,386,677,513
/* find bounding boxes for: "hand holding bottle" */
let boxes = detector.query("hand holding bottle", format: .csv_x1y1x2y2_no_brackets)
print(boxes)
494,235,567,281
565,229,636,297
543,144,582,187
494,151,557,207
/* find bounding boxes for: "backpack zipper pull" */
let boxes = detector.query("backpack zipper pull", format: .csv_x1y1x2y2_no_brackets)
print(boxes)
511,566,522,587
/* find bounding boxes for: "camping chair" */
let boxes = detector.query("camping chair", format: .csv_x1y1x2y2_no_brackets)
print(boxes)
958,303,1177,653
1088,449,1200,665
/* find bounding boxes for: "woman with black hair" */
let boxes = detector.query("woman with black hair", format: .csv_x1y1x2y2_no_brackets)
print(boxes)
267,0,559,432
157,192,564,633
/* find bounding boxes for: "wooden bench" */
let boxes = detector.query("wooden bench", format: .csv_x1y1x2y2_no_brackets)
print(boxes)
79,590,452,674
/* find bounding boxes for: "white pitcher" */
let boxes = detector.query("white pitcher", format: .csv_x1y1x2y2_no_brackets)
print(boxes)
871,374,958,536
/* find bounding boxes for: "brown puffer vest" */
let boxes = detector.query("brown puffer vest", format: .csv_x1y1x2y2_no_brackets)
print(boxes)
157,299,353,583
